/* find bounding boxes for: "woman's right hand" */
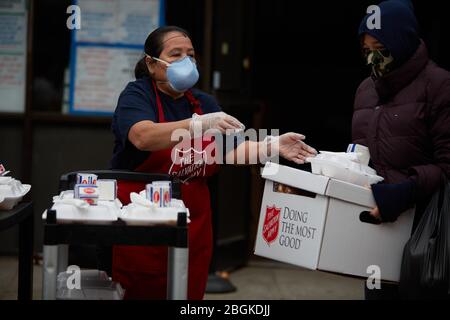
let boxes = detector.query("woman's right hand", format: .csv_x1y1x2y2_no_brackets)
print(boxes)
190,111,245,134
369,206,382,221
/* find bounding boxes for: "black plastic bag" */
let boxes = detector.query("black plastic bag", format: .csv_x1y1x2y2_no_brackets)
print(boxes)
399,181,450,299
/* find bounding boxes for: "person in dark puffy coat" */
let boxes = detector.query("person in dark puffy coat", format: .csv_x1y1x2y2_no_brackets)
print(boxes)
353,0,450,299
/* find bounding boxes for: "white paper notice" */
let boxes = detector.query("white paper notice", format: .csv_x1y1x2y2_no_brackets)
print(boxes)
0,0,27,113
76,0,161,45
73,47,141,112
71,0,162,114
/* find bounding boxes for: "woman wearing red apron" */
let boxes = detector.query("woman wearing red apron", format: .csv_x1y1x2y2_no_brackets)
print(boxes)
110,26,317,300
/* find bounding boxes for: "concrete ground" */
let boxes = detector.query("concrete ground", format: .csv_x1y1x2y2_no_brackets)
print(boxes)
0,255,364,300
0,256,43,300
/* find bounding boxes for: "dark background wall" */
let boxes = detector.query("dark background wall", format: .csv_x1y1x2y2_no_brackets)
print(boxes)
0,121,113,253
1,0,449,271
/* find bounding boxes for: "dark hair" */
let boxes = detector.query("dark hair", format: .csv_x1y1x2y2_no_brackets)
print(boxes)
134,26,191,79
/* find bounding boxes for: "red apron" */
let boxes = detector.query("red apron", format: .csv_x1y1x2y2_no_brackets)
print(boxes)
112,81,219,300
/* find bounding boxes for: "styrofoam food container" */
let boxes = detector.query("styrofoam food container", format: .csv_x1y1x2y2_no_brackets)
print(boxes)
120,198,190,226
308,158,383,187
314,153,359,171
0,184,31,210
318,151,360,163
360,164,377,175
0,177,14,185
366,173,385,185
311,154,376,176
42,198,122,224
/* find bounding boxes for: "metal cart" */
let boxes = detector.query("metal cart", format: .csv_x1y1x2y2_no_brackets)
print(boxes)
42,171,188,300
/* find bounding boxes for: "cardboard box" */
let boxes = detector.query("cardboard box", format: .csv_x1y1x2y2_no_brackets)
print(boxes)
254,162,414,282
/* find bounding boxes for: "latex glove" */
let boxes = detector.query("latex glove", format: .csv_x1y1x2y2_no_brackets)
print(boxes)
263,133,317,165
189,111,245,135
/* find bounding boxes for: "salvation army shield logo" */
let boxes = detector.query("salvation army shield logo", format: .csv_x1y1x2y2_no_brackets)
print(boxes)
169,147,207,183
262,205,281,245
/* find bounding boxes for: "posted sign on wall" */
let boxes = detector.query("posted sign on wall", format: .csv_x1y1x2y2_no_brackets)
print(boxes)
69,0,164,115
0,0,27,113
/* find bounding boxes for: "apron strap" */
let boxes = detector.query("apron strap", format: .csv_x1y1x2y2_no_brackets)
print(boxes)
152,80,166,123
151,80,203,123
184,90,204,115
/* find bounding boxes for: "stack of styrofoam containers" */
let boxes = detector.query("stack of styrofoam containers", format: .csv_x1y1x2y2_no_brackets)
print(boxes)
307,149,384,188
0,176,31,210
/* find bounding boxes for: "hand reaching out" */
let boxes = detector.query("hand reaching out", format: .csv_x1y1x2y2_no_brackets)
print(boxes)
279,133,318,164
263,133,318,165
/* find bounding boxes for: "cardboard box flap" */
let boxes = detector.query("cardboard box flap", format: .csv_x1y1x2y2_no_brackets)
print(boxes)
325,178,376,208
261,162,330,196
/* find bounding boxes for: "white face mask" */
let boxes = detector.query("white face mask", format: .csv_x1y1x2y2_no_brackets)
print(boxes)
147,55,199,92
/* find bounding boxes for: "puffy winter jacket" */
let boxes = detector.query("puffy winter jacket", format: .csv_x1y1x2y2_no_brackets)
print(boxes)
352,40,450,216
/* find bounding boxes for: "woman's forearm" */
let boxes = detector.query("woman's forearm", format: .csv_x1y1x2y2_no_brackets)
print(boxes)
226,140,269,165
225,133,316,165
129,119,191,151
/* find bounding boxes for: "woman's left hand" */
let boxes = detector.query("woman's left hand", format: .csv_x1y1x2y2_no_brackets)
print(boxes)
278,132,318,164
